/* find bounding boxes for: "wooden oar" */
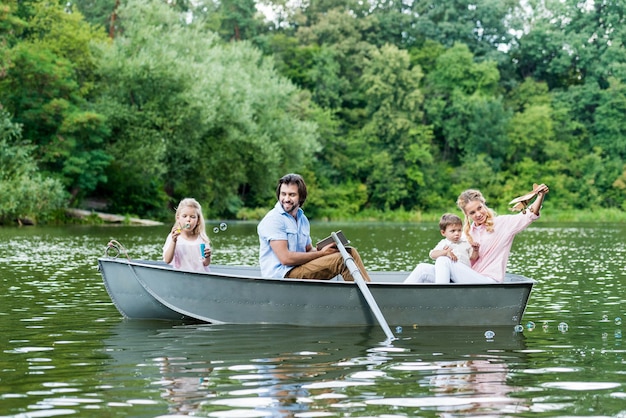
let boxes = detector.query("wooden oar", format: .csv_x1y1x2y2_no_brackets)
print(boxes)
331,232,396,343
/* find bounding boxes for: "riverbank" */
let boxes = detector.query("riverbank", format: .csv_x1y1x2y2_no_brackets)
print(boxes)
6,206,624,227
297,207,626,223
65,209,164,226
62,206,626,225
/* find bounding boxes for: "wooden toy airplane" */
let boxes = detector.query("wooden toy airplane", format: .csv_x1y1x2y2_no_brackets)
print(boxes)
508,183,540,212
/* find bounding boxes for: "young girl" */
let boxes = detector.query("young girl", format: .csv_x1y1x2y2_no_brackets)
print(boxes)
163,198,212,272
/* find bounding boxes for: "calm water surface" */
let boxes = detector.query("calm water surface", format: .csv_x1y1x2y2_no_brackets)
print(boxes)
0,221,625,417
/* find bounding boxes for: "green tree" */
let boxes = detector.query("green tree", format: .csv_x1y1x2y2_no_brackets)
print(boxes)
593,78,626,158
95,0,319,217
0,0,111,203
72,0,197,37
424,43,508,168
69,0,116,35
405,0,517,60
0,109,66,224
0,0,26,74
217,0,263,41
505,78,553,164
511,0,626,89
609,164,626,210
264,6,383,213
351,44,434,210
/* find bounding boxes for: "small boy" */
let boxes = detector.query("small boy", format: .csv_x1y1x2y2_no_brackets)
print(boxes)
428,213,478,267
404,213,477,283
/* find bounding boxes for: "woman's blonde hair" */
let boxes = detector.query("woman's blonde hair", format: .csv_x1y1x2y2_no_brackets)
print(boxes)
456,189,495,245
174,198,211,245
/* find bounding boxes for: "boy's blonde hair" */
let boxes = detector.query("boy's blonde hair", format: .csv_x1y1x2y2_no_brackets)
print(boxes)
174,198,211,245
456,189,495,245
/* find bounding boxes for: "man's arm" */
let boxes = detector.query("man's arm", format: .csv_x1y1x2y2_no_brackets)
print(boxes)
270,240,338,266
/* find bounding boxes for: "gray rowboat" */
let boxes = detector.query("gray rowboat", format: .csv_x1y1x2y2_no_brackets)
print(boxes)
98,257,535,327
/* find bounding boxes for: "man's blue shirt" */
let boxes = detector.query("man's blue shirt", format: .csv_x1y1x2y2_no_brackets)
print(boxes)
257,201,312,278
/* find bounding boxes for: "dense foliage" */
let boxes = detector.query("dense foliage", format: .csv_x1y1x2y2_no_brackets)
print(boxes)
0,110,66,223
1,0,625,223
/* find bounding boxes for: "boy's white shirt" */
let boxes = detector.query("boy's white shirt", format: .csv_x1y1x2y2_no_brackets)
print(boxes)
429,238,472,267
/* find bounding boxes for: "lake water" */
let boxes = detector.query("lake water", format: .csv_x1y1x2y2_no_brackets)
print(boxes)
1,221,625,417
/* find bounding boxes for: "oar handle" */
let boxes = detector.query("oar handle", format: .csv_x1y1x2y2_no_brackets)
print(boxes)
331,232,395,343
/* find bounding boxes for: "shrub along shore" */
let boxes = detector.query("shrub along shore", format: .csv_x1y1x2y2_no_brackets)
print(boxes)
28,207,624,227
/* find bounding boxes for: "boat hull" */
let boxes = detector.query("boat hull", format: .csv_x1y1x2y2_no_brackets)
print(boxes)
98,258,534,327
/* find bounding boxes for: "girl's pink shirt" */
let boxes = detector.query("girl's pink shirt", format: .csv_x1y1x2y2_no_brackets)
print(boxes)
163,234,210,272
469,211,538,282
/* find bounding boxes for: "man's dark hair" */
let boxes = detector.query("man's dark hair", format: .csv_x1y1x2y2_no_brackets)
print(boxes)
276,173,307,207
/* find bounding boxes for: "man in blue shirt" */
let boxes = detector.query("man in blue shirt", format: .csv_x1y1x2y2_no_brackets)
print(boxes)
257,173,371,281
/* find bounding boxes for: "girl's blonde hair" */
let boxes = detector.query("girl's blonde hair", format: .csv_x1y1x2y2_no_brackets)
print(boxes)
456,189,495,245
174,198,211,245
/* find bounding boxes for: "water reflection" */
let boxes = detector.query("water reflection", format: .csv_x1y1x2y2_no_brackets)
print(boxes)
371,358,527,414
101,322,529,416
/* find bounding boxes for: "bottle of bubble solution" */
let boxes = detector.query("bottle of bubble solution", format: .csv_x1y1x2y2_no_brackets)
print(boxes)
200,243,206,260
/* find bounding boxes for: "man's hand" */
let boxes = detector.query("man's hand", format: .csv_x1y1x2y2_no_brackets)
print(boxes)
318,243,340,256
270,239,336,266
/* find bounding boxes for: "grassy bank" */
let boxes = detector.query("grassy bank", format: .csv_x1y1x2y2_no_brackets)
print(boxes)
7,206,622,227
295,207,626,223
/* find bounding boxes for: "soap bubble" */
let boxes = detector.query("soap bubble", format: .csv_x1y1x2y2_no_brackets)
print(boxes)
526,321,536,331
615,317,622,326
219,222,228,231
602,314,609,322
395,326,403,334
484,330,495,339
616,330,622,339
213,226,219,233
514,324,524,333
542,322,549,331
557,322,568,332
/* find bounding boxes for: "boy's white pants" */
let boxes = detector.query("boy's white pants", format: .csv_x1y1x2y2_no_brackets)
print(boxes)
404,257,497,284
